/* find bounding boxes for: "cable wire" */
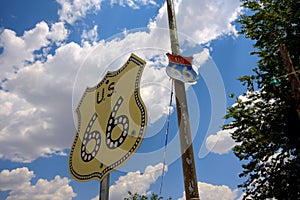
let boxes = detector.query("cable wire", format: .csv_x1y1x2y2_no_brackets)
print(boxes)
159,79,174,195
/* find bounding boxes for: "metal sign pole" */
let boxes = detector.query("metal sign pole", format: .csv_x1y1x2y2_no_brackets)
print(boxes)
99,174,110,200
166,0,200,199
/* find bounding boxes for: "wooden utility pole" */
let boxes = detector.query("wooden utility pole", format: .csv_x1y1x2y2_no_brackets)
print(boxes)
279,44,300,118
166,0,200,199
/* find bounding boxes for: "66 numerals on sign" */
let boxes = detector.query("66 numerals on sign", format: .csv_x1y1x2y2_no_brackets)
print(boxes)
81,96,128,162
166,64,198,83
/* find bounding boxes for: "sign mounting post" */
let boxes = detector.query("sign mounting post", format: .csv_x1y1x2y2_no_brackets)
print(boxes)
166,0,200,199
99,174,109,200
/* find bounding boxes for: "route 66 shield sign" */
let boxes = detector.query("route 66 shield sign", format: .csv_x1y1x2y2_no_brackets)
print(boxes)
69,53,147,182
166,53,198,83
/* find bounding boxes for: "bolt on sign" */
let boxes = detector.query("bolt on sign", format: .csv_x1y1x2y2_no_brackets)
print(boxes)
69,53,148,182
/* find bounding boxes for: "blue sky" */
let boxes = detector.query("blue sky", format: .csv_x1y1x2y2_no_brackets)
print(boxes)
0,0,258,199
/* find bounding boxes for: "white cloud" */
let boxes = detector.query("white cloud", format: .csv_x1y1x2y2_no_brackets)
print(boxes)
22,21,50,52
178,182,238,200
0,167,34,191
150,0,241,44
56,0,103,24
110,0,158,9
0,29,29,79
56,0,159,24
0,167,76,200
193,48,210,67
48,22,70,45
0,21,68,80
81,25,99,44
91,163,166,200
0,26,93,161
205,129,236,154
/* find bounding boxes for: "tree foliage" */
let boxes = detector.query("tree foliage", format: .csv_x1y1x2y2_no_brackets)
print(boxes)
224,0,300,199
124,191,172,200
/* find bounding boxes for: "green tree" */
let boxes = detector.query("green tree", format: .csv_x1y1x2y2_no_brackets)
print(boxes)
223,0,300,199
124,191,172,200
